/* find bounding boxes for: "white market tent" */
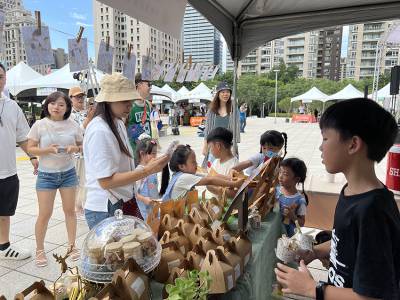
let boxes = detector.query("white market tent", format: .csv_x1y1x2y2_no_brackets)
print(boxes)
369,83,396,100
6,62,43,96
326,84,364,101
177,86,190,100
162,84,179,101
290,87,329,103
150,85,172,98
176,82,213,103
98,0,400,152
18,64,106,93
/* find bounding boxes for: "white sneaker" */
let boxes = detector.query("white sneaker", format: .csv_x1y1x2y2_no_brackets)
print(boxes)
0,244,31,260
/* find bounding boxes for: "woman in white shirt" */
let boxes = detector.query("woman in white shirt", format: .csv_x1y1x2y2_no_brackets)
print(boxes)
27,92,83,267
83,73,168,230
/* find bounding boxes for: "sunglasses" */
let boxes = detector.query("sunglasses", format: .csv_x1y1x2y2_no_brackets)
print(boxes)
72,94,85,99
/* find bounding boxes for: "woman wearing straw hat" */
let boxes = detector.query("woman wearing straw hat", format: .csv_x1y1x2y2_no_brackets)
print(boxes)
83,73,169,229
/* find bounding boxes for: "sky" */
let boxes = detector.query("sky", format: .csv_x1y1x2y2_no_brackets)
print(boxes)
23,0,95,58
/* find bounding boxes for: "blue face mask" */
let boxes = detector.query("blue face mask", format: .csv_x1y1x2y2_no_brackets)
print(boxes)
265,150,278,158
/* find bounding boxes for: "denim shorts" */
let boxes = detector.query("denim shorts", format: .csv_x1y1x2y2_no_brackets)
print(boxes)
85,200,123,230
36,168,78,191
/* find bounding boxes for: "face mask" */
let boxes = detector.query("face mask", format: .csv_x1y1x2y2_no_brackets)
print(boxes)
264,150,278,158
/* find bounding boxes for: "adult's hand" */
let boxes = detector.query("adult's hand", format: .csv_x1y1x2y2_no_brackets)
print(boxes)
144,154,170,175
30,158,39,175
46,144,59,154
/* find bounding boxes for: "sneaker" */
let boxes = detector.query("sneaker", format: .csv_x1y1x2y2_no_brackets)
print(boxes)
0,244,31,260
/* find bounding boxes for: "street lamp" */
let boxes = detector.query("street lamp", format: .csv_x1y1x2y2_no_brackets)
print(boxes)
262,102,266,118
273,69,279,124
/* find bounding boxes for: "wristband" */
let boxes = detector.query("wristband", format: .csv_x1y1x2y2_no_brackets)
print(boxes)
316,281,327,300
29,156,38,160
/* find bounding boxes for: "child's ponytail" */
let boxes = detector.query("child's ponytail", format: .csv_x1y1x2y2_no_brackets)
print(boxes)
159,165,170,196
281,132,288,158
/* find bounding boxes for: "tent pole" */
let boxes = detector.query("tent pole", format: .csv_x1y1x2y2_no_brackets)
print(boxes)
232,58,239,157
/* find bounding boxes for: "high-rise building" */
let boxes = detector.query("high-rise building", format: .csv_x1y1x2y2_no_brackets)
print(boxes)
52,48,68,69
346,21,400,80
283,31,320,78
2,0,49,74
183,4,222,68
316,26,342,81
340,57,347,80
93,0,182,74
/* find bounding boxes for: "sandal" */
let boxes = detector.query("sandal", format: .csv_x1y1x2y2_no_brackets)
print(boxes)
35,249,47,267
68,245,80,261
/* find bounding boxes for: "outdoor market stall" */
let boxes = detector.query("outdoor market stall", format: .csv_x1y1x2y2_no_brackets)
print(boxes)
290,87,328,123
5,62,43,96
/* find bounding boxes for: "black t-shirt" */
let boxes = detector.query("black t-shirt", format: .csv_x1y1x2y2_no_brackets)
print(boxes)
328,186,400,299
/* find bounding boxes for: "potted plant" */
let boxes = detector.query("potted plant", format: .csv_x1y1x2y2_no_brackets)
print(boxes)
165,270,212,300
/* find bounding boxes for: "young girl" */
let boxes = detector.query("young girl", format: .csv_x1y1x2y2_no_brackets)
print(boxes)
233,130,287,175
161,145,243,201
276,157,308,237
27,91,83,267
135,135,161,220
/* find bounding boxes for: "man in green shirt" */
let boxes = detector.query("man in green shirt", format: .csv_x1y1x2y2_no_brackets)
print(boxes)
127,73,152,155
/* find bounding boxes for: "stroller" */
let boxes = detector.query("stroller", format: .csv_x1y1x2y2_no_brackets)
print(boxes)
197,119,206,137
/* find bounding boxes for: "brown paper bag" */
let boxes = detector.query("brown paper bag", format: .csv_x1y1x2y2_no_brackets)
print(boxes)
146,202,161,235
173,198,186,219
200,250,235,294
153,241,185,283
160,200,174,218
159,214,178,238
216,246,243,282
206,198,223,221
186,244,207,270
189,205,210,224
95,277,128,300
230,232,252,267
179,215,196,237
212,224,234,246
169,226,191,255
112,259,150,300
160,230,171,245
186,190,199,211
198,232,218,253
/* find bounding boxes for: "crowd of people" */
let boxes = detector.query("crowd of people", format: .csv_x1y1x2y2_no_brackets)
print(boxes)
0,61,399,299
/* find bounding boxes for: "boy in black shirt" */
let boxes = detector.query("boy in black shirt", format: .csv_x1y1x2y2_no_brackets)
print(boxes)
275,98,400,300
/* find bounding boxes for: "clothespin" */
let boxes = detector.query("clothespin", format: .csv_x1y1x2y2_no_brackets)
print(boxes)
146,48,150,57
76,26,84,43
188,55,192,69
34,11,41,35
127,43,133,59
106,36,110,51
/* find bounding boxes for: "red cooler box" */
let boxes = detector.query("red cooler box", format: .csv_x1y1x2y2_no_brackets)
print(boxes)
386,144,400,193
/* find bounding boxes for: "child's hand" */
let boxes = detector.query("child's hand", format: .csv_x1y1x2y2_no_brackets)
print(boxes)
231,177,245,188
283,204,297,222
142,197,153,205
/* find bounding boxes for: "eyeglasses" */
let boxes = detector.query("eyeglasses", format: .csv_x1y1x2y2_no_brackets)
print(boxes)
72,95,85,99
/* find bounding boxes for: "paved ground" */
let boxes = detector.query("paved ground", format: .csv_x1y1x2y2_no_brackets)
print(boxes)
0,117,388,298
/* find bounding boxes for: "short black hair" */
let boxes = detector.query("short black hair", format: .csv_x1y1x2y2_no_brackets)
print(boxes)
319,98,397,162
0,63,5,73
42,91,72,120
206,127,233,148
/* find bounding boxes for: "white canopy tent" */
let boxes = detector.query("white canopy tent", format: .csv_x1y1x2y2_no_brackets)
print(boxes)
6,62,43,96
326,84,364,101
290,87,329,103
98,0,400,153
18,64,106,93
369,83,392,100
162,84,179,101
176,82,213,103
177,86,190,99
150,85,172,98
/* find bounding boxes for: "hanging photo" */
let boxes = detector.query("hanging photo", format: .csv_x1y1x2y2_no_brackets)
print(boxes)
141,55,153,81
209,65,220,80
185,63,197,82
0,12,4,54
68,38,89,72
201,65,213,81
21,26,54,66
122,52,137,81
176,64,188,83
97,40,114,74
192,63,204,82
164,63,178,83
151,61,164,81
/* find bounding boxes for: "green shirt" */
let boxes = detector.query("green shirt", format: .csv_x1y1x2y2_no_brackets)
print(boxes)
128,100,152,154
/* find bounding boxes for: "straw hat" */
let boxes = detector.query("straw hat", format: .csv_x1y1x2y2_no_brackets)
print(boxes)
95,73,141,103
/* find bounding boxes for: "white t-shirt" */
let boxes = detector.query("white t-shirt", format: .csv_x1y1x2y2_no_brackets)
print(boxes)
245,153,266,176
211,156,239,176
27,118,83,173
84,116,136,212
170,173,202,200
0,96,30,179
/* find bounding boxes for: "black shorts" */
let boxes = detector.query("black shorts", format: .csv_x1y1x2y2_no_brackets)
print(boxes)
0,174,19,216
